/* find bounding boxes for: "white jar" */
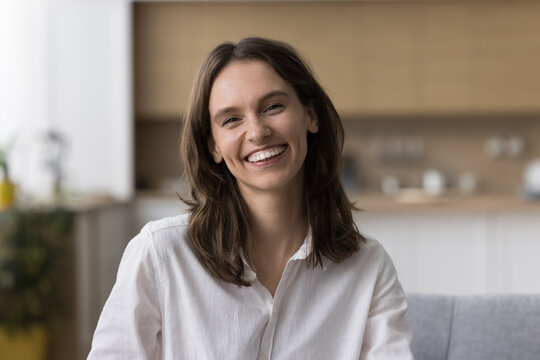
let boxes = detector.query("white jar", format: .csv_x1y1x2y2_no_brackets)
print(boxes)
422,169,446,196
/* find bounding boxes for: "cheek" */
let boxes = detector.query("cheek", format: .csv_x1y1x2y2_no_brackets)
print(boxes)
289,119,310,147
215,133,242,161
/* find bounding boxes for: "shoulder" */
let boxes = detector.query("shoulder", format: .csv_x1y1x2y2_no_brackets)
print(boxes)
327,236,394,276
360,236,386,255
141,212,190,235
127,212,191,259
354,236,390,265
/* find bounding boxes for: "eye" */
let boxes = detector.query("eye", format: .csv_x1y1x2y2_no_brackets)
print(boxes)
222,116,240,126
264,103,283,113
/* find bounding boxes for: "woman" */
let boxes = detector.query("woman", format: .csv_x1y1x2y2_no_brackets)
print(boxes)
88,37,413,359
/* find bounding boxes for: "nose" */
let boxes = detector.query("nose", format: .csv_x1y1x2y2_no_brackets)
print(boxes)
246,115,271,143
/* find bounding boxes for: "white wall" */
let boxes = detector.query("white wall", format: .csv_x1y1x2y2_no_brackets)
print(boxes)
0,0,51,195
0,0,133,201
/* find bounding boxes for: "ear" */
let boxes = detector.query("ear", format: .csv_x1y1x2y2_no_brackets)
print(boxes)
207,137,223,163
306,106,318,134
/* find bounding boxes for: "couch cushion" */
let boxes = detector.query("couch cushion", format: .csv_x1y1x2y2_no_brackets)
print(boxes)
406,294,455,360
448,295,540,360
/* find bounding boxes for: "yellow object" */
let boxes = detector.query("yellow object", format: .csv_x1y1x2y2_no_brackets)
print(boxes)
0,325,48,360
0,179,15,210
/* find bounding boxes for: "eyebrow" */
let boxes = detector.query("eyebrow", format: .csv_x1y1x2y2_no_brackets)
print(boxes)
260,90,289,102
212,90,289,123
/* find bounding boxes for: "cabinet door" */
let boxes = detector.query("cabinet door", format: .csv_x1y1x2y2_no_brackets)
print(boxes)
417,4,477,112
486,212,540,293
75,204,134,359
355,211,488,295
472,2,540,112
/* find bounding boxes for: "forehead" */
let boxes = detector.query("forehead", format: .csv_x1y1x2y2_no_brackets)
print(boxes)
209,60,290,112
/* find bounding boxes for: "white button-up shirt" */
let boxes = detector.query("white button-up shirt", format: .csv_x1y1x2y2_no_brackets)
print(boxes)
88,214,413,359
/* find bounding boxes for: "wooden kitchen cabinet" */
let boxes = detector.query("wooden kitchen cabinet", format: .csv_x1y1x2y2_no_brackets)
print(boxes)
418,2,540,113
134,1,540,119
134,2,419,118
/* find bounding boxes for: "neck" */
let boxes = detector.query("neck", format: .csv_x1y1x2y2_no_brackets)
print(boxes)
240,178,309,266
238,173,309,296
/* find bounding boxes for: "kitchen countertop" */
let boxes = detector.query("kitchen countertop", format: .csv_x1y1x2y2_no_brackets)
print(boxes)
134,188,540,213
349,189,540,212
8,194,133,213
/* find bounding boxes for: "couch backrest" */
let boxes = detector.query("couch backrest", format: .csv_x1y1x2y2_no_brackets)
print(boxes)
406,294,540,360
406,294,454,360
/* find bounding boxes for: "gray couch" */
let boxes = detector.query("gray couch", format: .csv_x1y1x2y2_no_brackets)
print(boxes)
406,294,540,360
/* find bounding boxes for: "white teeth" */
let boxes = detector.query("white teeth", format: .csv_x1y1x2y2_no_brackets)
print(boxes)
247,146,286,163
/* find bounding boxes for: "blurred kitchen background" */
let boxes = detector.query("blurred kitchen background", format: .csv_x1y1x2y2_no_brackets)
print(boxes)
2,1,540,359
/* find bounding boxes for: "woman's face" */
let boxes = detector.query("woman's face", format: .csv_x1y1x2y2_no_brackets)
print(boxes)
208,60,318,197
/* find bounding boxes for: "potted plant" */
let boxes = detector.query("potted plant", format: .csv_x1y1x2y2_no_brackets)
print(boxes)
0,207,74,360
0,145,15,210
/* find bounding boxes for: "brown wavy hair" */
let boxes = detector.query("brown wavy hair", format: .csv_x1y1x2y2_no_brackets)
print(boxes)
180,37,365,286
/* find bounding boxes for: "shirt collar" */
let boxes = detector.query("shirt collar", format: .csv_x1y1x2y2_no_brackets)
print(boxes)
290,228,328,271
240,250,257,282
241,226,328,281
289,226,313,261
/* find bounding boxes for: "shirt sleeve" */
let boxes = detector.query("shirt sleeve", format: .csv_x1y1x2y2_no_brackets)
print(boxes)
359,245,415,360
87,229,162,360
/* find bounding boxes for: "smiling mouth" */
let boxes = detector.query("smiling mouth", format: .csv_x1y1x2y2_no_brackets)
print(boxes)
246,145,287,163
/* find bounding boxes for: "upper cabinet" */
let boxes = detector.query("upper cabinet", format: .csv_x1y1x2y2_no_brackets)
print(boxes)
134,1,540,119
417,2,540,114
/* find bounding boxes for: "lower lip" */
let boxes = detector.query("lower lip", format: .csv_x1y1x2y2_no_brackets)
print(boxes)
246,147,288,168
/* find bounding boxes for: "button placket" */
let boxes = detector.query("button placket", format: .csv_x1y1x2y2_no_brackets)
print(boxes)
271,302,278,316
256,260,298,360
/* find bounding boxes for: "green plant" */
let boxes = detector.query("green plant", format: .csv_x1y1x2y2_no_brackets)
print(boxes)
0,207,74,332
0,141,13,180
0,155,7,179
